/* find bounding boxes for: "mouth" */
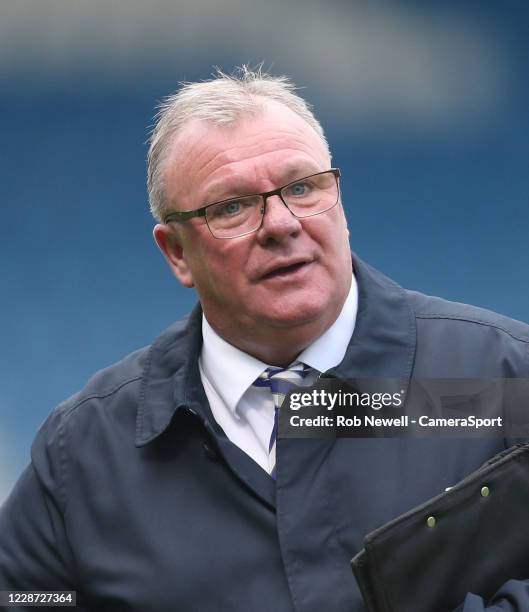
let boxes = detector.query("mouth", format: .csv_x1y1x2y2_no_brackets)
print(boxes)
260,260,312,280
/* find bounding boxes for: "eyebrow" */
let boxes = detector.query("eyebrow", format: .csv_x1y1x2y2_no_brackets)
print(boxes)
204,164,323,204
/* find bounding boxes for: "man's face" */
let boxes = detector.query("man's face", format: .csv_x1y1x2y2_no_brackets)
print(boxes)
156,100,352,353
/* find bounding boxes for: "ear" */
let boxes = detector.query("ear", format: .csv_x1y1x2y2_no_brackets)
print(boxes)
153,224,195,288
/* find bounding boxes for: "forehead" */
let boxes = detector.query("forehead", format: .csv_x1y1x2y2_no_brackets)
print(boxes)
164,101,330,207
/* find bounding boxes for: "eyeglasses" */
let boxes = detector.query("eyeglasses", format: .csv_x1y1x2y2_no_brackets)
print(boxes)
163,168,341,239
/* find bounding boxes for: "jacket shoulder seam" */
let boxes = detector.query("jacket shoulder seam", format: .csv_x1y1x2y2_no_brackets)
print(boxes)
58,375,142,516
61,375,142,419
416,313,529,344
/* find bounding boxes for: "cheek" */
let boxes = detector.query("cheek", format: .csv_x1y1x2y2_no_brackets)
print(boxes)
331,211,350,250
314,216,349,254
192,242,250,295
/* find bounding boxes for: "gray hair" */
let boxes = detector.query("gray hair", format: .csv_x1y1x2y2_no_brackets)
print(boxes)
147,66,330,222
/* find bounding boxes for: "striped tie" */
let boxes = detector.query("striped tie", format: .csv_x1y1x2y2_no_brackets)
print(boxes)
253,363,312,479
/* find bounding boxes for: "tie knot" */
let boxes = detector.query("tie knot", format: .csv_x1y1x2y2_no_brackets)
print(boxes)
253,362,312,398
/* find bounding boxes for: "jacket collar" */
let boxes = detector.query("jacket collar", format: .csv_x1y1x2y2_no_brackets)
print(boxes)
135,252,417,447
135,302,205,447
327,254,417,381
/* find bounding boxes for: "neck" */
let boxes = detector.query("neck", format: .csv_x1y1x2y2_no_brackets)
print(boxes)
231,334,308,368
206,309,341,368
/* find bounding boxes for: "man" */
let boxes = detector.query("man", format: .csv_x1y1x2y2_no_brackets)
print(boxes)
1,67,528,611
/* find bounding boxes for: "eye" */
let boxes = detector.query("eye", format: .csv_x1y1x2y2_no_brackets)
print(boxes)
286,181,312,197
219,200,242,216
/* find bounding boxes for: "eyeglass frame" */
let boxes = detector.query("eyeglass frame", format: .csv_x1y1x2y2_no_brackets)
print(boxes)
163,168,342,239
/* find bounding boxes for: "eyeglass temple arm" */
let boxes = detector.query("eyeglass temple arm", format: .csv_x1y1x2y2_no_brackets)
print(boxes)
164,208,207,224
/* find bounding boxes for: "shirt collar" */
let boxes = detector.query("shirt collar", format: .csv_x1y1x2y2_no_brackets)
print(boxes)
200,274,358,415
200,315,269,415
297,274,358,373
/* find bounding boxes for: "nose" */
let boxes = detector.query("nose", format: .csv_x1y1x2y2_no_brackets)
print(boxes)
255,194,302,245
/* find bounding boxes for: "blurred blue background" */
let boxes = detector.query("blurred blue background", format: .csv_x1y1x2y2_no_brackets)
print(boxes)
1,1,528,502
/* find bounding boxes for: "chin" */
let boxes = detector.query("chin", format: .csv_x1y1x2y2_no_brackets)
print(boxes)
258,298,334,330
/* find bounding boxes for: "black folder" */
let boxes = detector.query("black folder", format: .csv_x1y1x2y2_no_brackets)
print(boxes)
351,444,529,612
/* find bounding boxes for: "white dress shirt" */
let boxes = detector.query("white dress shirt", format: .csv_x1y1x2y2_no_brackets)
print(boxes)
199,276,358,474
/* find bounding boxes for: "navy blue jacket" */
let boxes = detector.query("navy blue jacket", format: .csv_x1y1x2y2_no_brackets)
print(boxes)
1,255,528,611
